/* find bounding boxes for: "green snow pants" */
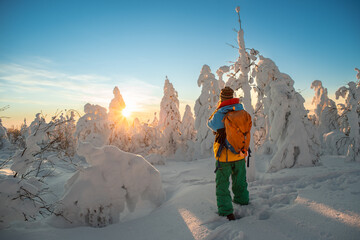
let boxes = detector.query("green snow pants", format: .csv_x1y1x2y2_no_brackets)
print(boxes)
215,160,249,216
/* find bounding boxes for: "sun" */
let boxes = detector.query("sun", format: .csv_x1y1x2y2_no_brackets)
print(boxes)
121,107,132,118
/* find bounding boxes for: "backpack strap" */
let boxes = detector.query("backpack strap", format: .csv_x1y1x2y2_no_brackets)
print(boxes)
247,148,252,168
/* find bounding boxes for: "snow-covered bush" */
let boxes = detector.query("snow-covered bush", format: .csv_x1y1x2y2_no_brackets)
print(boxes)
0,113,77,228
0,177,50,229
255,56,320,171
323,130,350,155
10,114,53,177
7,119,28,148
75,103,110,147
158,77,182,157
10,112,78,177
54,142,165,228
335,73,360,161
52,111,77,156
129,121,161,156
194,65,220,157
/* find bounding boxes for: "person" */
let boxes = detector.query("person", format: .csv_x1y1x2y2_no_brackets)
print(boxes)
207,86,249,221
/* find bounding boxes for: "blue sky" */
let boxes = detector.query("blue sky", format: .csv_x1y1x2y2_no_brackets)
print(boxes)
1,0,359,127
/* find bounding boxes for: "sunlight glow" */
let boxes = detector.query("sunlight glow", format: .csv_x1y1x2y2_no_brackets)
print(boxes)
121,107,132,118
0,168,14,176
295,196,360,229
178,208,210,240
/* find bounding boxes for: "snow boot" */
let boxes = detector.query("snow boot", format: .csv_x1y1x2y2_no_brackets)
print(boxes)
227,213,236,221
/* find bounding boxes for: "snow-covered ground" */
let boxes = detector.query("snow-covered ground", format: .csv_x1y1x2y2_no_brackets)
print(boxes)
1,154,359,240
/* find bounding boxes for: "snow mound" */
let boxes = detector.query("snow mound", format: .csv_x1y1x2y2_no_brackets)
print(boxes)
53,142,165,228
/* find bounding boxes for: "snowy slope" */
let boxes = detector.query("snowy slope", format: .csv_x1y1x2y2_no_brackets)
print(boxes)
1,154,360,240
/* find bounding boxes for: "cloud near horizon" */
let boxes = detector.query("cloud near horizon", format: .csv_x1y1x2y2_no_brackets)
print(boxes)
0,60,164,126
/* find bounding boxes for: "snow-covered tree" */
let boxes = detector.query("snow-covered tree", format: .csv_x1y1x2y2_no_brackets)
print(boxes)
75,103,110,147
223,7,259,180
54,142,165,228
355,67,360,83
108,86,127,125
180,105,196,141
150,112,159,127
226,7,255,116
174,105,196,161
194,65,220,157
10,114,51,177
253,85,267,150
129,121,161,157
1,113,76,227
51,111,77,156
216,66,229,89
310,80,339,139
158,77,182,156
0,119,9,149
335,72,360,161
255,56,320,171
108,87,130,152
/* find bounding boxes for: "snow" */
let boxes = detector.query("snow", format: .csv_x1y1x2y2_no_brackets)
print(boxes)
1,154,359,239
51,142,165,228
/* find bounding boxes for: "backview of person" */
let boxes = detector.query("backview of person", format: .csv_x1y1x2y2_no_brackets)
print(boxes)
207,86,251,221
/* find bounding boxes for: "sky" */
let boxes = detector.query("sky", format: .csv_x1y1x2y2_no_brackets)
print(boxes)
0,0,359,128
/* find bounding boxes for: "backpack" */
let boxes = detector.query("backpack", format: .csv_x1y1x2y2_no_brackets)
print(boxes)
223,109,252,154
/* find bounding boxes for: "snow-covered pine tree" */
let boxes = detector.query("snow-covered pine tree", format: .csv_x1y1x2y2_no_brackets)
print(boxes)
255,56,320,171
174,104,196,161
355,67,360,83
0,119,9,149
310,80,339,139
180,105,196,141
150,112,159,127
108,86,130,151
158,76,182,156
226,7,255,116
335,70,360,161
108,86,127,125
194,65,220,157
